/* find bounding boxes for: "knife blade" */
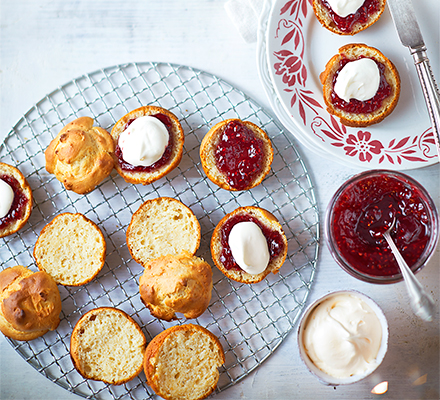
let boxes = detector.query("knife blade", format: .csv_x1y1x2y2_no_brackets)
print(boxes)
387,0,440,159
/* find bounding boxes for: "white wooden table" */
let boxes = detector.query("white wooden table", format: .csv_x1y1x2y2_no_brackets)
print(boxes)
1,1,439,399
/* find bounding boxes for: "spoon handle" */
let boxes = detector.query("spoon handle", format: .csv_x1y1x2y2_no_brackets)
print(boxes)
383,232,436,322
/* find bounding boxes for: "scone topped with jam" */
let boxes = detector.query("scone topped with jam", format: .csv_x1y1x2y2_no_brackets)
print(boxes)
320,43,400,127
211,206,288,284
200,119,273,191
313,0,386,35
111,105,184,185
0,162,32,238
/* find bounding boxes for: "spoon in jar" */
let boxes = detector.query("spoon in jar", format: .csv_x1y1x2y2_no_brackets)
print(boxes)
383,218,436,322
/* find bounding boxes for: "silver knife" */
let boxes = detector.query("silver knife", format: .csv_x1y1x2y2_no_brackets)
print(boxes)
387,0,440,159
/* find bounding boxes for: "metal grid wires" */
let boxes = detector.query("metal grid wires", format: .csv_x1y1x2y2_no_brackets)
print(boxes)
0,62,319,399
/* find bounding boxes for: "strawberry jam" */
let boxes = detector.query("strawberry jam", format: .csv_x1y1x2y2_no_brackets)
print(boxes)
320,0,380,33
219,213,285,271
327,171,436,280
214,120,264,190
0,175,29,230
115,113,174,172
331,57,391,114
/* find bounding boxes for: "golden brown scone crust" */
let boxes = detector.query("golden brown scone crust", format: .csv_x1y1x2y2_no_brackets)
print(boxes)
312,0,386,35
70,307,146,385
127,197,201,267
33,213,106,286
211,206,288,284
45,116,114,194
200,119,274,191
0,163,33,238
110,105,184,185
0,265,61,341
139,252,213,321
144,324,225,400
320,43,400,127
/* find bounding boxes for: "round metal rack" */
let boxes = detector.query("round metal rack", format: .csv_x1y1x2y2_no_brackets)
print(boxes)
0,62,319,399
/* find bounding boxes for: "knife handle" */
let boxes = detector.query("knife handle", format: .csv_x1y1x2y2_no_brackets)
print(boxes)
411,46,440,157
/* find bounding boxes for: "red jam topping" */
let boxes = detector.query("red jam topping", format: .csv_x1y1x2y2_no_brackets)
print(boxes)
0,175,29,230
115,113,174,172
321,0,380,33
219,213,285,271
214,120,264,190
331,57,391,114
331,174,432,277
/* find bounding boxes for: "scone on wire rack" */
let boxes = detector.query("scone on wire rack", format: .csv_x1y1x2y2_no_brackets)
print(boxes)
139,252,213,321
200,119,273,191
312,0,386,35
70,307,146,385
320,43,400,127
144,324,225,400
33,213,106,286
127,197,201,267
211,206,288,284
0,265,61,341
0,162,33,238
111,105,184,185
45,116,115,194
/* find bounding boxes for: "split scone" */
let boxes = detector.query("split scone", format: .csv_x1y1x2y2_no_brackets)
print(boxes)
144,324,225,400
70,307,146,385
111,105,184,185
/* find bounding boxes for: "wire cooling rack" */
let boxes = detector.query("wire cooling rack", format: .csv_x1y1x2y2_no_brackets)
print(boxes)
0,62,319,399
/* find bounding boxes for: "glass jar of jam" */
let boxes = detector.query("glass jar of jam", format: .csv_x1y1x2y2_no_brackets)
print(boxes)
325,170,439,284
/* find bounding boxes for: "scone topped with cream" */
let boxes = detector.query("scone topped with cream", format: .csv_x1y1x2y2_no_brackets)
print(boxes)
111,105,184,185
320,43,400,127
313,0,386,35
211,206,287,284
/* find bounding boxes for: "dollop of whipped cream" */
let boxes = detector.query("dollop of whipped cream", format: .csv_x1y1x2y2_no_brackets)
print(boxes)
327,0,365,17
303,293,382,379
118,116,169,167
0,179,14,219
334,58,380,102
228,221,270,275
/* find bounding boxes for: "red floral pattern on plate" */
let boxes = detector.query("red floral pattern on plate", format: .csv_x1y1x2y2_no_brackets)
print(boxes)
270,0,437,165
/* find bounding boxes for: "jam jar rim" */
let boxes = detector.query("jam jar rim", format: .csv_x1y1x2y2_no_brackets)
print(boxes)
324,169,439,284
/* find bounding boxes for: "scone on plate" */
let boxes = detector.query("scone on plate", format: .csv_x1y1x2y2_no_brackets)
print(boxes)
144,324,225,400
200,119,273,191
312,0,386,35
0,162,33,238
34,213,106,286
0,265,61,341
320,43,400,127
139,252,213,321
111,105,184,185
45,116,115,194
127,197,201,267
211,206,288,284
70,307,146,385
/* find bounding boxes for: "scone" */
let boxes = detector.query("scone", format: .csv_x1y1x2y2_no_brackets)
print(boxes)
45,116,115,194
0,163,32,238
70,307,146,385
34,213,106,286
144,324,225,400
211,206,288,284
127,197,201,267
200,119,273,191
312,0,386,35
139,252,213,321
320,43,400,127
0,265,61,341
111,105,184,185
